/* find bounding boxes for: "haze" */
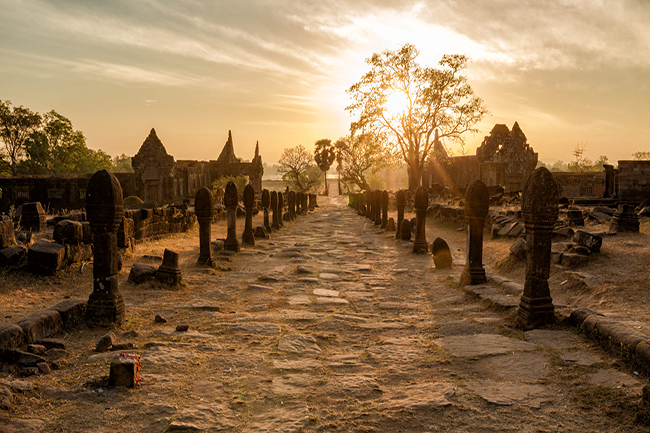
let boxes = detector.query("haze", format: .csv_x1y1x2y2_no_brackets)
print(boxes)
1,0,649,165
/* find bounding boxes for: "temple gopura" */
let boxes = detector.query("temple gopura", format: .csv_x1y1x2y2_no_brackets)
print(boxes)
0,129,263,212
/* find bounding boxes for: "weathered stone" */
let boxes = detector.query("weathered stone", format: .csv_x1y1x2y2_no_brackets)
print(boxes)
262,189,272,232
28,240,66,275
434,334,535,357
517,167,558,329
467,381,553,408
386,217,395,231
566,208,584,226
109,355,138,387
0,349,47,367
53,220,84,245
242,184,256,246
395,190,406,239
288,190,296,220
278,334,322,354
175,324,189,332
609,204,639,233
561,253,588,268
0,245,26,269
572,230,602,253
400,218,411,241
84,170,126,327
95,332,115,352
413,186,428,253
381,190,389,229
271,191,280,231
224,180,240,252
156,249,182,285
49,299,85,329
0,218,15,249
0,385,12,410
254,226,269,239
509,237,527,260
128,263,158,284
20,202,46,232
0,324,25,350
27,344,47,355
195,186,214,266
278,191,285,227
0,418,45,433
166,403,237,432
17,310,63,344
431,237,452,269
461,180,489,285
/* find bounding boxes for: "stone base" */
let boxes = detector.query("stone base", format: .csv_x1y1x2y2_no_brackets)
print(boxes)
242,231,255,246
413,240,428,254
196,255,215,267
224,237,240,253
85,291,125,327
460,267,487,286
109,356,137,387
517,297,555,330
156,267,182,285
254,226,269,239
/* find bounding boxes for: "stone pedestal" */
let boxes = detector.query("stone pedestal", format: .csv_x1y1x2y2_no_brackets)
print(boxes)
517,167,559,329
460,180,489,285
413,186,428,253
271,191,280,230
278,192,284,227
609,204,639,233
395,190,406,239
195,187,214,266
242,184,255,246
400,218,411,241
381,190,388,229
84,170,125,327
156,249,182,285
262,189,272,233
224,181,240,252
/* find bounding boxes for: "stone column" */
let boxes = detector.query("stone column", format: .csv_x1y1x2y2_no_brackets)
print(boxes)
395,190,406,240
224,180,240,252
381,190,388,229
288,191,296,220
374,190,381,226
302,193,308,214
84,170,125,327
413,186,429,253
242,184,255,246
460,180,489,285
278,192,284,227
295,192,302,215
365,191,372,220
262,189,272,233
195,186,214,266
517,167,559,329
271,191,280,230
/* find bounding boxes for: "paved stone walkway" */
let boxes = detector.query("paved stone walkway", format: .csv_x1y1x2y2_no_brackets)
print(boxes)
1,196,646,432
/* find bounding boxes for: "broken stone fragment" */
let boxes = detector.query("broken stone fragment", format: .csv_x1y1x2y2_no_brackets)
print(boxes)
95,332,116,352
572,230,602,253
109,355,138,388
128,263,157,284
154,314,167,323
176,324,189,332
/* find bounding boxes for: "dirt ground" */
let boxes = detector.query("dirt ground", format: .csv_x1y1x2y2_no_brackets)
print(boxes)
1,196,650,432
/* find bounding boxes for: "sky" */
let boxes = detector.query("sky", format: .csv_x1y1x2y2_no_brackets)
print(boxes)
1,0,649,166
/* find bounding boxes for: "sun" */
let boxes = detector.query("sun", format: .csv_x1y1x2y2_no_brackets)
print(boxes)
384,88,410,117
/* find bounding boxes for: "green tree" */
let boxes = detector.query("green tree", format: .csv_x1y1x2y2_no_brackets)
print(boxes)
278,145,323,193
336,133,388,192
313,138,335,196
112,154,134,172
346,44,486,191
0,100,42,175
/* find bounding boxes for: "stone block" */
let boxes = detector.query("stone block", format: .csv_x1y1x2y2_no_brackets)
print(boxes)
128,263,158,284
53,220,84,245
28,240,66,275
572,230,602,253
20,202,46,231
0,349,46,367
0,324,26,350
560,253,588,268
507,222,525,238
0,218,15,249
81,222,93,244
509,238,527,260
0,245,27,269
65,244,93,264
635,340,650,376
49,299,86,329
431,237,452,269
595,319,646,359
17,310,63,343
109,355,138,387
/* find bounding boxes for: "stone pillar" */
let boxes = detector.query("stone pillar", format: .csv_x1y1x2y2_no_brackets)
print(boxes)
308,194,315,211
288,191,296,220
224,180,240,252
20,202,47,232
400,218,411,241
517,167,559,329
373,190,381,226
156,248,182,285
302,193,308,214
460,180,489,285
365,191,372,220
262,189,272,233
84,170,125,327
242,184,255,246
381,190,388,229
413,186,428,253
271,191,280,230
195,186,214,266
395,190,406,239
278,192,284,227
357,193,365,216
603,164,615,198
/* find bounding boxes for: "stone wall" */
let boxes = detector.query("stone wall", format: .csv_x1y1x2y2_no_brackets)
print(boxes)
552,172,606,198
616,160,650,202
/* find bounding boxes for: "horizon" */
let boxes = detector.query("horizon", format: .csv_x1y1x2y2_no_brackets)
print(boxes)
1,0,649,166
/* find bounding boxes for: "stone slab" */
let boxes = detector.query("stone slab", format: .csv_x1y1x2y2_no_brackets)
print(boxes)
525,329,582,349
165,403,237,431
467,380,554,408
380,383,454,410
434,334,536,357
278,334,322,354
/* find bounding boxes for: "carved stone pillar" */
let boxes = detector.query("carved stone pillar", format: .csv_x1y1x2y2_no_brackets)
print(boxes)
413,186,428,253
381,190,388,229
517,168,558,329
395,190,406,240
262,189,272,233
373,190,381,226
85,170,125,327
195,186,214,266
242,184,255,246
224,181,240,252
288,191,296,220
271,191,280,230
460,180,489,285
278,192,284,227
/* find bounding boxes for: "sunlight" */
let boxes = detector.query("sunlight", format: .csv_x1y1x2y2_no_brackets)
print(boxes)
384,88,410,117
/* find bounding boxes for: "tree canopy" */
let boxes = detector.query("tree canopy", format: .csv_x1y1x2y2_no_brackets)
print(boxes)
278,145,323,193
313,138,335,195
0,100,41,176
346,44,486,190
335,133,388,192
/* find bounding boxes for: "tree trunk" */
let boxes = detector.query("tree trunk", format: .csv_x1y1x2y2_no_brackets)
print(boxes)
408,162,422,192
337,171,342,195
323,170,329,196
